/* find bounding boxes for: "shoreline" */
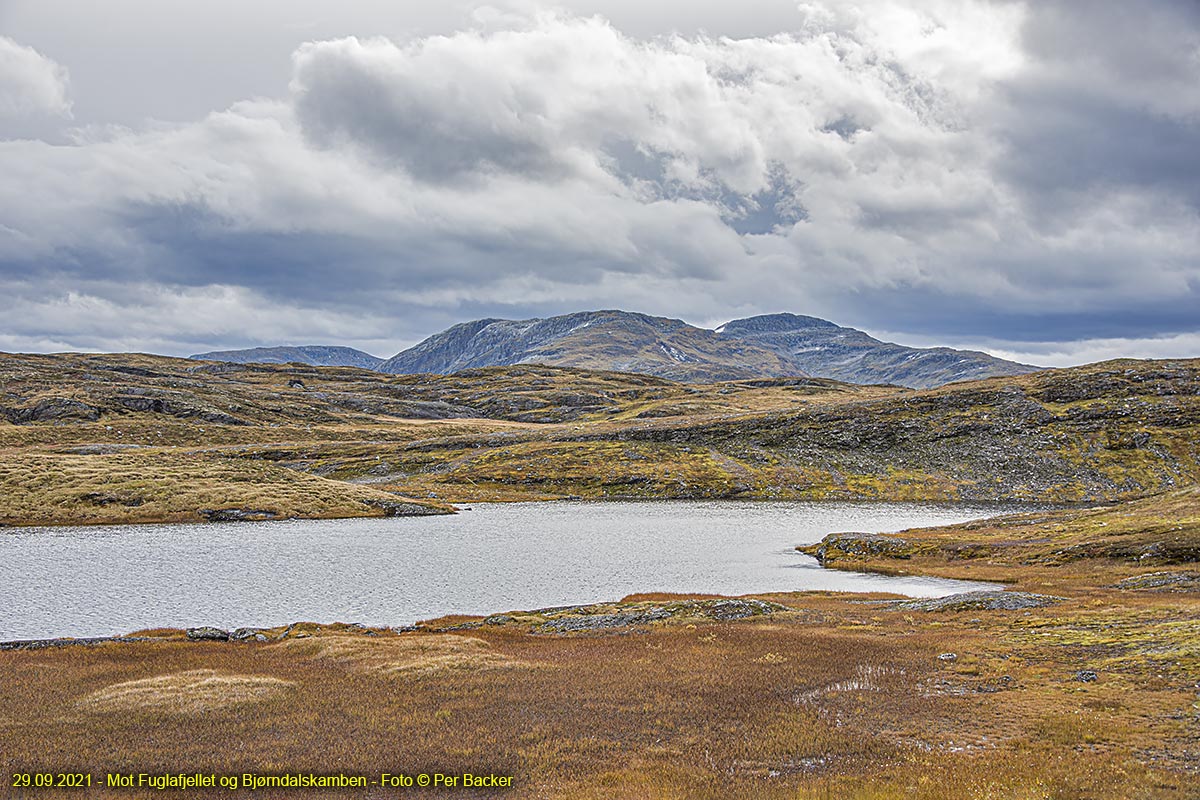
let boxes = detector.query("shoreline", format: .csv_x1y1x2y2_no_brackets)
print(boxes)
0,494,1061,531
3,492,1196,797
0,499,1022,643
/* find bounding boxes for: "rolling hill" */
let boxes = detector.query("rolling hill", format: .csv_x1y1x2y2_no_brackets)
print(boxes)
2,351,1196,525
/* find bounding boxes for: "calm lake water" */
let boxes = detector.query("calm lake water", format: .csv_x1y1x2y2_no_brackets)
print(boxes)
0,501,1019,641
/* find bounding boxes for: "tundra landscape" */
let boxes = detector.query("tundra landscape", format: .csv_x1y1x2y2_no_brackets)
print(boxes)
1,350,1198,797
3,0,1199,796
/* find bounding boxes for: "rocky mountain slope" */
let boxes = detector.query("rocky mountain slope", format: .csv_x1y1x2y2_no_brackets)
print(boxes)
716,313,1036,388
189,345,383,370
378,310,798,383
378,310,1037,388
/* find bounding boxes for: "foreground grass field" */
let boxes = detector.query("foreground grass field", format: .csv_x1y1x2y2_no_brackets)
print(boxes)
2,493,1197,798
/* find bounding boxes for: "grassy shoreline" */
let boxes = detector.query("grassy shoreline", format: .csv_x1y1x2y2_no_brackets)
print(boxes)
2,492,1197,798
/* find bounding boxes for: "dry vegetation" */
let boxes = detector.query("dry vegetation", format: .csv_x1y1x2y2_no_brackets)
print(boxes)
0,352,889,525
3,494,1198,799
0,451,451,526
79,670,295,715
2,352,1199,525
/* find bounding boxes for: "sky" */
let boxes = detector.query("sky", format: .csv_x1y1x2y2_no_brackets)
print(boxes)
0,0,1197,366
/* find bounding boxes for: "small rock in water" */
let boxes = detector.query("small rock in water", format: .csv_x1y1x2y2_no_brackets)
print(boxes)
937,652,958,662
186,626,230,641
200,508,278,522
1074,670,1099,683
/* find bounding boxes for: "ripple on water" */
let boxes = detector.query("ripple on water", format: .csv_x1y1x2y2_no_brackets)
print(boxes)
0,500,1018,640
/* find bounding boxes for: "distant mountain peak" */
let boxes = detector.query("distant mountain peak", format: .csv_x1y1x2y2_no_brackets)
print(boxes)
378,310,795,382
377,309,1039,388
189,345,383,370
186,310,1039,388
718,313,840,334
715,314,1038,388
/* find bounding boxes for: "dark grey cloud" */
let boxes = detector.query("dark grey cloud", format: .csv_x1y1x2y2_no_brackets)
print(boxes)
292,36,563,181
827,287,1200,343
996,0,1200,213
1001,96,1200,205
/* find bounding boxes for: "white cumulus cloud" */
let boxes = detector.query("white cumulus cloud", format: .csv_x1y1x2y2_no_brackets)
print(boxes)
0,36,71,124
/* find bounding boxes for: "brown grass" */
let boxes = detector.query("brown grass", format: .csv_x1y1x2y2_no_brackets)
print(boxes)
80,670,294,714
280,633,525,676
0,451,450,526
2,557,1197,799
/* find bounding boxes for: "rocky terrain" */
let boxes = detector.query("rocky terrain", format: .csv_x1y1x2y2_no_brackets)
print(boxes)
346,357,1198,506
0,352,1197,525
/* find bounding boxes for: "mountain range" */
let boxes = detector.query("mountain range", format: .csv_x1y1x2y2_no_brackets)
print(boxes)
191,311,1038,389
188,345,384,371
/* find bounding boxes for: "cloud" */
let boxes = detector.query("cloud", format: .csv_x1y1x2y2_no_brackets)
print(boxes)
0,284,405,357
0,3,1197,361
977,333,1200,369
0,36,71,123
873,327,1200,369
996,1,1200,212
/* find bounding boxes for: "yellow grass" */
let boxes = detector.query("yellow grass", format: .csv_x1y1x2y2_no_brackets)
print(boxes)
0,451,450,526
80,670,294,714
280,633,525,676
3,353,1199,521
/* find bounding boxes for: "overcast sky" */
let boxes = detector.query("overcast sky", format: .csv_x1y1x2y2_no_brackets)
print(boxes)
1,0,1197,365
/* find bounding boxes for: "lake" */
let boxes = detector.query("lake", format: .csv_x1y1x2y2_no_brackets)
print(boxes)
0,500,1020,640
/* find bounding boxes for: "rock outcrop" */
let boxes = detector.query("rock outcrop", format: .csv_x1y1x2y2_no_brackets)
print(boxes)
887,591,1064,612
803,533,919,564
